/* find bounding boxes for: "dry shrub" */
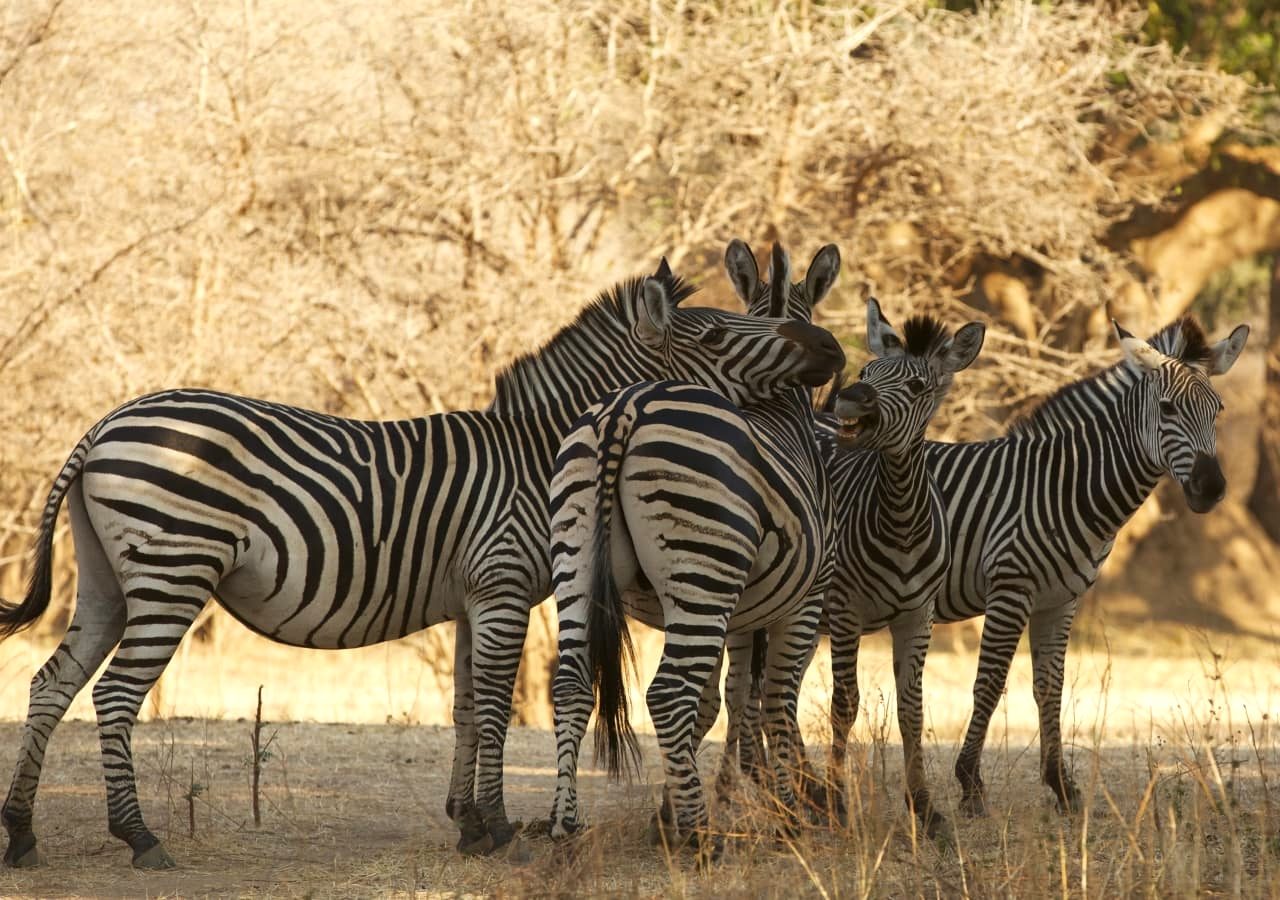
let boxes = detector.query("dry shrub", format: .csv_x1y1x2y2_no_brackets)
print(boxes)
0,2,1253,676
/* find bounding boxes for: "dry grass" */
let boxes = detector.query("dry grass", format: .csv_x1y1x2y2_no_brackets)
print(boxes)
1,636,1278,897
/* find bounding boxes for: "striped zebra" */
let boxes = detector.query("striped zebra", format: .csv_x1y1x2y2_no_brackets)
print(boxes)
544,241,842,862
933,315,1248,817
818,301,985,840
0,266,845,870
713,301,985,840
731,314,1249,820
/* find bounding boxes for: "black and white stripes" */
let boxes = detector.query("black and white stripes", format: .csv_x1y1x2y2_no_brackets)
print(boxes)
544,242,842,861
0,267,845,869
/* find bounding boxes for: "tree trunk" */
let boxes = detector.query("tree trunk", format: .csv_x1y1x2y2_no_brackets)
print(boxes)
1247,253,1280,543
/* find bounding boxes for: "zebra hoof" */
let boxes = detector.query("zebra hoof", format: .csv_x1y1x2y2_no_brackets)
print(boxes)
692,832,724,870
3,833,38,868
132,842,176,870
959,793,989,818
646,801,677,847
923,813,954,849
487,819,517,852
1056,785,1084,815
457,831,495,857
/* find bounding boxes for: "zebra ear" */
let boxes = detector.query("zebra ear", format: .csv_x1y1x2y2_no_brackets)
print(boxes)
654,257,673,280
804,244,841,311
767,243,792,318
1208,323,1249,376
866,297,904,358
936,322,986,374
634,278,671,348
1114,319,1166,373
725,240,760,307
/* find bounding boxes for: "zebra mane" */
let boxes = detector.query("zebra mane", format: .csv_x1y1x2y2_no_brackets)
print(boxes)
1005,361,1134,438
1009,316,1216,437
490,273,697,413
901,315,952,358
1149,316,1213,370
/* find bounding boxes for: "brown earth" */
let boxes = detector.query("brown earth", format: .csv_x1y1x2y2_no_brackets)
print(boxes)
2,640,1280,897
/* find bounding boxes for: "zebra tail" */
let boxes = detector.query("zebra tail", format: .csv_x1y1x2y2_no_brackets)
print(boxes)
586,421,642,782
749,629,767,696
0,438,90,638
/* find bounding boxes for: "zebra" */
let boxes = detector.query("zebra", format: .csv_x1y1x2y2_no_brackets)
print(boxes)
724,313,1250,821
0,264,846,870
934,315,1249,818
817,301,985,841
544,240,842,862
709,301,985,840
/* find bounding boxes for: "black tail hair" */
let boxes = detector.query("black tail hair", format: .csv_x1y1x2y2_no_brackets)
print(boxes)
0,514,55,638
749,629,767,696
586,441,642,781
0,443,87,637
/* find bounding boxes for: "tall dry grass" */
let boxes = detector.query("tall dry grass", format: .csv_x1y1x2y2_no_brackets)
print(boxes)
0,0,1259,719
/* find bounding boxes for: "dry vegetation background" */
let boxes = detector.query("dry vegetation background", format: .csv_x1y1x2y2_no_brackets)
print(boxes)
2,0,1280,894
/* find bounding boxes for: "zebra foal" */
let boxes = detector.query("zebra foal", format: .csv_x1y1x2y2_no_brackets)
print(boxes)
713,300,985,841
820,301,984,839
0,266,843,869
545,241,842,863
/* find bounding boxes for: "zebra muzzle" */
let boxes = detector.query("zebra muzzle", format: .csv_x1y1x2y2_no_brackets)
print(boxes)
1183,452,1226,513
834,383,879,444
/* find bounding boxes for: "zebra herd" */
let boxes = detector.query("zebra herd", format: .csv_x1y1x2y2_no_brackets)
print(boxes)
0,239,1249,872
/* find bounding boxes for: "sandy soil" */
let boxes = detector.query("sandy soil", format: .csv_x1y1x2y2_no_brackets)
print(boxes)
2,638,1280,897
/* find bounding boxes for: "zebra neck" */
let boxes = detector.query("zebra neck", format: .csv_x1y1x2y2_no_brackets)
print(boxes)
748,390,821,451
487,323,652,428
871,446,933,534
1082,405,1166,540
1032,370,1166,539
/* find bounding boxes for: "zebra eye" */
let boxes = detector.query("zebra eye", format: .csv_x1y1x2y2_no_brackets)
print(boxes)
1158,399,1177,418
701,326,726,344
905,378,926,395
858,367,868,380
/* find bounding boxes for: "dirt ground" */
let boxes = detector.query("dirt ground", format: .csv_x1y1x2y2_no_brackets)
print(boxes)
3,639,1280,898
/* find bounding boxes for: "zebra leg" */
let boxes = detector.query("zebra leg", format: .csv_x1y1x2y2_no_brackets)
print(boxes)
954,590,1032,818
713,632,755,802
761,606,821,836
738,634,769,788
1029,601,1082,814
4,491,125,868
645,623,728,867
691,646,723,752
467,596,530,852
93,581,209,868
652,650,722,844
547,591,595,840
826,608,862,827
445,618,487,853
890,608,948,841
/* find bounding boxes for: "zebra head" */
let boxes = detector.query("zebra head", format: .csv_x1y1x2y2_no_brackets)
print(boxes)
632,264,845,406
835,299,985,454
1115,317,1250,513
